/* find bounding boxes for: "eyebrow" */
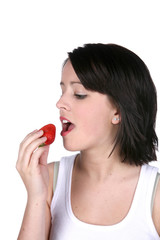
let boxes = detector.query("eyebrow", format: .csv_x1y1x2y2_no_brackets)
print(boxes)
60,81,82,86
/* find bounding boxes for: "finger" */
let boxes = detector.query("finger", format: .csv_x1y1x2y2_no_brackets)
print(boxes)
30,145,50,169
21,130,44,150
18,130,44,161
17,136,47,172
20,129,38,146
39,145,50,166
22,136,47,166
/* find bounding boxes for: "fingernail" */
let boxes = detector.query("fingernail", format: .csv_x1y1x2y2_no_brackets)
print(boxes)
42,136,47,141
38,130,44,135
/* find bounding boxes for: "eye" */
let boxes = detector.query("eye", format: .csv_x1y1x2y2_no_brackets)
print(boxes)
74,94,87,99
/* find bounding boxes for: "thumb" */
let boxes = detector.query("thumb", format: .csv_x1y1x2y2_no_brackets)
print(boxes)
39,145,50,166
30,145,50,168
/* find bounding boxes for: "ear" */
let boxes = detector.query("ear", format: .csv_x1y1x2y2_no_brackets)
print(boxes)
111,112,121,125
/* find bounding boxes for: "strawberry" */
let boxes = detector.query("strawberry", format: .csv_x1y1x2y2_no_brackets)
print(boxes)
39,124,56,147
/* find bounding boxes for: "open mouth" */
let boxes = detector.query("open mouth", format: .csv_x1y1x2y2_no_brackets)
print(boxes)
62,119,73,131
60,117,75,136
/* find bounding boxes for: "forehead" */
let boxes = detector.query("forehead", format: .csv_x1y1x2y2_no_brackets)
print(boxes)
61,60,80,84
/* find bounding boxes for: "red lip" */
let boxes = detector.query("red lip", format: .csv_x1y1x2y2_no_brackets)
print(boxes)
60,116,71,123
59,116,75,137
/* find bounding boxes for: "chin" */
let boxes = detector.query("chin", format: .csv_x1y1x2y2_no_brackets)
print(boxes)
63,138,86,152
63,140,80,152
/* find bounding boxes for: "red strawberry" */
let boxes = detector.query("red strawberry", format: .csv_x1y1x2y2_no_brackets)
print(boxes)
39,124,56,147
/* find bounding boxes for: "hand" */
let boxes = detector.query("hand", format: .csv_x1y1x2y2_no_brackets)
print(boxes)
16,130,50,200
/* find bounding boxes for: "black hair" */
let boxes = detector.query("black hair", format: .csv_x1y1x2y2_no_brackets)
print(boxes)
67,43,158,166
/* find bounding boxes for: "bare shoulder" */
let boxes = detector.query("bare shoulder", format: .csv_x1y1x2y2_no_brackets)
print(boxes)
152,173,160,236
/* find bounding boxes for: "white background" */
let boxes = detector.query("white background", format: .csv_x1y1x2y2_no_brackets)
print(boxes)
0,0,160,238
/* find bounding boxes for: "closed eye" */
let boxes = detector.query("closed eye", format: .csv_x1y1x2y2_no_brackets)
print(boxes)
74,94,87,99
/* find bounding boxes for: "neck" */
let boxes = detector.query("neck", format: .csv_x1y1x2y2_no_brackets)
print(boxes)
76,147,128,181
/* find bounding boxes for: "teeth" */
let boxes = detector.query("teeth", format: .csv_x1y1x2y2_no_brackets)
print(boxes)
62,119,70,124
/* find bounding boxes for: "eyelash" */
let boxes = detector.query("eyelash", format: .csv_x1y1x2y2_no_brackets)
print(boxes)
74,94,87,99
60,92,87,100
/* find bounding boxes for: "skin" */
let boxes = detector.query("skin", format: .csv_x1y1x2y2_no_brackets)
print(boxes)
57,61,120,154
16,130,52,239
16,60,160,239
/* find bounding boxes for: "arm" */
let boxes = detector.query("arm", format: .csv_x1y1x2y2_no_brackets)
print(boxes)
17,197,48,239
16,130,53,240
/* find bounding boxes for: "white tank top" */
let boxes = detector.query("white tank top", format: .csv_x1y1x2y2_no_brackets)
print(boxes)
49,154,160,240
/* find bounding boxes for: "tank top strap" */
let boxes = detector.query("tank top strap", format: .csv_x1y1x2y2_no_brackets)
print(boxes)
134,164,158,206
151,172,160,210
50,154,77,216
143,164,159,211
53,161,60,193
134,164,159,237
144,164,159,222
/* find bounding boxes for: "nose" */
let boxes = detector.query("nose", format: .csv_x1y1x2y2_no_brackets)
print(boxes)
56,95,71,111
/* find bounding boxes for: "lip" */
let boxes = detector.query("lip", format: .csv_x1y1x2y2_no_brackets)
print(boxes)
60,116,75,137
60,116,71,123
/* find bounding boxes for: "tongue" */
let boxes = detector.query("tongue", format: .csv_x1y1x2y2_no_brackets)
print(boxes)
63,123,74,132
68,123,74,131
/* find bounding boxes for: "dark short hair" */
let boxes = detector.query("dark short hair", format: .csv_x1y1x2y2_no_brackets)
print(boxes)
67,43,158,166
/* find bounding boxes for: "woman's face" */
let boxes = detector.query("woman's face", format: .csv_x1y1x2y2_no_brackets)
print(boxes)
56,60,119,152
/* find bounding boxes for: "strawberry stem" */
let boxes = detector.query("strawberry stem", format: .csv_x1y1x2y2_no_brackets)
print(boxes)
38,143,45,148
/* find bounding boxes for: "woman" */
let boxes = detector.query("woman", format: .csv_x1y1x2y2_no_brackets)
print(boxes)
16,43,160,239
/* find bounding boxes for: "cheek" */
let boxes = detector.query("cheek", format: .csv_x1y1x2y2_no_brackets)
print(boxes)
63,109,112,151
79,106,111,135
